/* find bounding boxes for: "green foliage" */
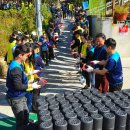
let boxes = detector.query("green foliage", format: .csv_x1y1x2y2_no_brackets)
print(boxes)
0,4,36,57
42,0,57,5
0,3,52,57
115,4,129,14
20,3,36,32
41,3,52,30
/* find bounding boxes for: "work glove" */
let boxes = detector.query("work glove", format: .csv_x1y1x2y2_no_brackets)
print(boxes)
90,60,100,65
71,51,77,55
32,82,41,89
86,65,94,73
29,70,41,75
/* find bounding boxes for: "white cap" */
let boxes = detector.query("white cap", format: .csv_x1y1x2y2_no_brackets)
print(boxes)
31,31,36,36
17,31,22,34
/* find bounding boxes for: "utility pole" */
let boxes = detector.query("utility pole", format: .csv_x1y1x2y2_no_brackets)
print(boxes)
112,0,115,17
36,0,43,39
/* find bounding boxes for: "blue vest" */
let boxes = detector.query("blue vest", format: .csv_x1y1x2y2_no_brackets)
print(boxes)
34,53,41,70
6,60,28,98
93,45,107,69
89,47,95,53
39,36,48,51
107,52,123,86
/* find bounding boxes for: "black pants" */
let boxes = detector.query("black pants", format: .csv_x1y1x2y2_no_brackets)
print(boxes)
7,96,29,130
109,83,123,92
48,46,55,60
42,51,49,65
32,89,40,112
63,12,66,19
82,70,91,88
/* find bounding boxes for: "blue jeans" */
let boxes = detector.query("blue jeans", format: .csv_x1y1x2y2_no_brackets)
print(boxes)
91,73,95,87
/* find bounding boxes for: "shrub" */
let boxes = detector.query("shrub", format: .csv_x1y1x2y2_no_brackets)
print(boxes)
41,3,52,30
0,3,52,57
115,4,129,14
0,5,36,57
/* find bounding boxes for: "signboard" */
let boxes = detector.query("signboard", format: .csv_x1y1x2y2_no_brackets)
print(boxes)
82,1,89,10
119,23,129,35
89,0,106,16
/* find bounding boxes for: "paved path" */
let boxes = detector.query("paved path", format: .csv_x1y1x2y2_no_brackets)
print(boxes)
40,19,82,95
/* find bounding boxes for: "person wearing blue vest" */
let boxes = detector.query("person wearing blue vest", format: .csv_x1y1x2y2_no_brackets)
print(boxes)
84,38,123,92
62,3,67,19
92,33,109,93
105,38,123,92
33,44,45,76
6,45,41,130
39,33,49,66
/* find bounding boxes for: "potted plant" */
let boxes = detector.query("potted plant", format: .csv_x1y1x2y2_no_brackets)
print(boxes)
114,4,129,21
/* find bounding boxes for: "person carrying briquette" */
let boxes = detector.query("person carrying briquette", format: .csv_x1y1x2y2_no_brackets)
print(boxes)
33,43,45,75
84,33,109,93
23,42,41,113
71,30,82,54
6,45,41,130
39,33,49,66
6,35,22,64
83,38,123,92
81,36,95,89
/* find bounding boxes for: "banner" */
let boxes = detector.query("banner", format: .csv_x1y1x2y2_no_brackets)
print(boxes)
89,0,106,16
119,23,129,35
82,1,89,10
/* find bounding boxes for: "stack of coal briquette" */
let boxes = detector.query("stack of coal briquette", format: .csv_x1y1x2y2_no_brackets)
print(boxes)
37,88,130,130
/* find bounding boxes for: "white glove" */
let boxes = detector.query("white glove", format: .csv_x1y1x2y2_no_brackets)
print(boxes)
32,82,41,89
90,60,100,65
29,70,40,75
86,65,94,73
54,32,58,37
